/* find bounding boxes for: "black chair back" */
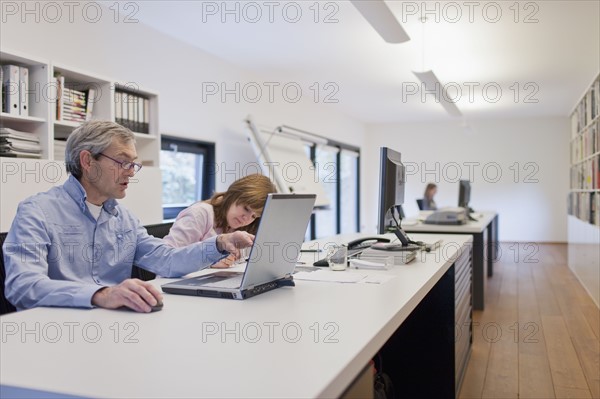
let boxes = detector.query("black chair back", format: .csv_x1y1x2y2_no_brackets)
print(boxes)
131,222,174,281
416,199,424,210
0,232,17,315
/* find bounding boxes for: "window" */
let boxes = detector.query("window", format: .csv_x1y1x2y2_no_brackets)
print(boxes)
160,136,215,220
307,142,360,239
315,145,339,238
340,149,359,234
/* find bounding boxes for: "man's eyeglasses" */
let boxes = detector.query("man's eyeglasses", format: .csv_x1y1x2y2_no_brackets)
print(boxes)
98,153,142,174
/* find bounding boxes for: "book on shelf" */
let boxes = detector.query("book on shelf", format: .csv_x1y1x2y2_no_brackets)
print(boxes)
86,88,96,121
54,74,97,122
55,74,64,121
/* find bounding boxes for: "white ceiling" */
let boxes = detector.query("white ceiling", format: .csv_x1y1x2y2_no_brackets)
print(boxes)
136,0,600,124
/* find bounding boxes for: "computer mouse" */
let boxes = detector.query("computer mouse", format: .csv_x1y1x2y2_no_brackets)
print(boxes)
150,300,164,312
313,258,329,267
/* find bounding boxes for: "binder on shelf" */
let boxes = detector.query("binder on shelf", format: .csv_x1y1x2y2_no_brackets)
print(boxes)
115,91,122,125
143,98,149,133
128,93,136,131
18,66,29,116
121,91,129,128
137,96,144,133
2,64,20,115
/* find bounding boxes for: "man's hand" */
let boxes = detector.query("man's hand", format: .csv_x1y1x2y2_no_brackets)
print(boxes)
217,231,254,258
211,254,237,269
92,279,163,313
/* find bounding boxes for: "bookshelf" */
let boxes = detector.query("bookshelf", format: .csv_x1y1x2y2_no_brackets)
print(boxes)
1,50,160,165
0,49,163,230
568,73,600,307
0,50,52,158
568,73,600,226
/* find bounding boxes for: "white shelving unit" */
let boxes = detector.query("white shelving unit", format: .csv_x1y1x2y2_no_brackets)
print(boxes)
568,73,600,307
0,50,52,158
0,49,163,229
113,82,160,166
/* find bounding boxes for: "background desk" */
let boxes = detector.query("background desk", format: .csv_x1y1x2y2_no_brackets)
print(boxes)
402,211,498,310
1,234,471,399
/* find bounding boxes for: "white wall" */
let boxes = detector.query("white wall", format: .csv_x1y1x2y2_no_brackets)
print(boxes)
362,117,570,242
0,11,571,242
0,7,366,214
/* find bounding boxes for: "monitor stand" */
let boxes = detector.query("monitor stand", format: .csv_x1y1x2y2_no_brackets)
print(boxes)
394,227,410,246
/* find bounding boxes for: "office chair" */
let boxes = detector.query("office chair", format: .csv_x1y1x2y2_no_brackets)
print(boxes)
131,222,174,281
416,199,424,211
0,232,17,315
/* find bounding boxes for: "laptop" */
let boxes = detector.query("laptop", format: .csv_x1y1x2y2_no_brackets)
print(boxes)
161,193,316,300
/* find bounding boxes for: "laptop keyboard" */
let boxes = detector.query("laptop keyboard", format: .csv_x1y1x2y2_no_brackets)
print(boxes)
202,275,244,289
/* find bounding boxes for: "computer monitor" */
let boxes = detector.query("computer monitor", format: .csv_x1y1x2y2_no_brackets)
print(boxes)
377,147,406,235
458,179,471,209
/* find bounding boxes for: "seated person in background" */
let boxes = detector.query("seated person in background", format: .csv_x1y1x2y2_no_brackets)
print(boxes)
422,183,438,211
163,174,277,268
3,121,253,313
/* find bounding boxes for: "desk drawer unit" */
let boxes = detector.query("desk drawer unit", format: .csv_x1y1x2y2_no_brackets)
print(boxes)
454,245,473,394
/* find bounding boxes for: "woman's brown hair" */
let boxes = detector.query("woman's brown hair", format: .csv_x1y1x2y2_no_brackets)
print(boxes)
208,174,277,234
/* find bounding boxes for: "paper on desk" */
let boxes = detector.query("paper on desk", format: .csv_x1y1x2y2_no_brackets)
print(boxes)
294,270,394,284
359,274,396,284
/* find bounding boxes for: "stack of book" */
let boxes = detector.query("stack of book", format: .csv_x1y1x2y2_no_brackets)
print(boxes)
54,139,67,161
0,127,42,158
54,74,95,123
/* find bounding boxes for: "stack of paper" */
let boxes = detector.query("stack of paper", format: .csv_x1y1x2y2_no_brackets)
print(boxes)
358,247,417,265
0,127,42,158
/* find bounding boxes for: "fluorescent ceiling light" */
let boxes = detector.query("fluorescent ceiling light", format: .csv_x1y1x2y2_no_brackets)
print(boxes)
350,0,410,43
413,70,463,117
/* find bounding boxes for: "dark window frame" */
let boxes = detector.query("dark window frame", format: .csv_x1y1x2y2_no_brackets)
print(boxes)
308,141,360,240
160,135,215,220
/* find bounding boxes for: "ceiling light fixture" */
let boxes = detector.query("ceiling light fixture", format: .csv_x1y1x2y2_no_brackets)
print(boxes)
412,17,462,117
350,0,410,43
413,70,463,117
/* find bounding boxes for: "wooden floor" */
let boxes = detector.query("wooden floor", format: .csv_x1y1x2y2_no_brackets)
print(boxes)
459,243,600,399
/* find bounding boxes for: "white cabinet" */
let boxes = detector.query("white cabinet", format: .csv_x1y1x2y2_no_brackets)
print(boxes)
0,49,163,228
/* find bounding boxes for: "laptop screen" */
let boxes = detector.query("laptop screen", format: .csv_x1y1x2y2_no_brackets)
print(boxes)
241,193,316,289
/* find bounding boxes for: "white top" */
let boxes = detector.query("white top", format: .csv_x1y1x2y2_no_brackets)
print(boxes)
163,202,223,247
0,233,472,399
86,200,102,220
402,211,497,234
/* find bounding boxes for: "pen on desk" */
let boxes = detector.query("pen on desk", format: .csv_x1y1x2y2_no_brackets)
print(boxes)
300,249,323,253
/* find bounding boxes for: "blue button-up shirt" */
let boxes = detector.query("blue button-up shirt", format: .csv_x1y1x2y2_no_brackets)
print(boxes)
3,175,225,310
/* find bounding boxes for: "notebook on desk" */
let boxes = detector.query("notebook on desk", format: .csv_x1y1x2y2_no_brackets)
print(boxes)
161,193,316,300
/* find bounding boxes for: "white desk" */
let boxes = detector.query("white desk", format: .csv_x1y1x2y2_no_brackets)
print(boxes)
402,211,499,310
1,234,471,399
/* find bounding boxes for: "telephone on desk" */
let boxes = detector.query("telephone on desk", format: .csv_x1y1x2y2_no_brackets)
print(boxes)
313,237,391,267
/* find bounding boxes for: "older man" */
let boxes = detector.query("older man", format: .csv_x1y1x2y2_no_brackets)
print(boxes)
4,121,253,312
